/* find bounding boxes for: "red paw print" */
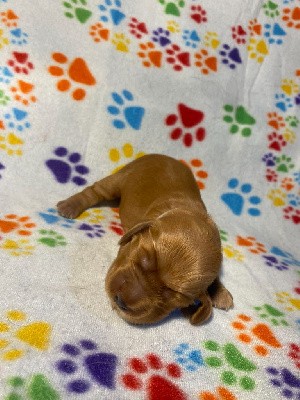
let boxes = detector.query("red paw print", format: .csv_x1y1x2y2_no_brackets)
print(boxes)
266,168,278,183
7,52,34,75
190,5,207,24
166,44,190,71
268,132,287,151
165,103,206,147
288,343,300,369
129,17,148,39
294,282,300,295
231,25,247,44
121,353,187,400
109,221,124,236
283,206,300,224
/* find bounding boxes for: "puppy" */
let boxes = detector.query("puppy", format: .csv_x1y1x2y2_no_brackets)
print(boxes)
57,154,233,325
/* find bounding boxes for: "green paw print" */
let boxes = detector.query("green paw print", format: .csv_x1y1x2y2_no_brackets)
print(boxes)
254,304,289,326
158,0,185,16
263,1,279,18
220,229,228,242
223,105,256,137
275,155,295,173
203,341,256,391
63,0,92,23
285,115,299,128
5,375,59,400
0,89,10,106
38,230,67,247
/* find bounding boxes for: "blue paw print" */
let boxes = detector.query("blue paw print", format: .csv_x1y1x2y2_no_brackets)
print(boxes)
98,0,125,25
174,343,204,372
293,171,300,184
182,29,200,48
219,44,242,69
45,147,89,186
0,66,13,84
0,162,5,179
262,152,276,167
39,208,76,228
152,27,171,47
10,28,29,45
275,93,293,112
270,246,300,267
264,23,286,45
78,223,105,238
287,193,300,207
283,0,295,4
107,90,145,130
221,178,262,216
4,108,30,131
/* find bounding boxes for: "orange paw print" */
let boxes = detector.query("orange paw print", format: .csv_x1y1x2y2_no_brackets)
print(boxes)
236,235,266,254
199,386,237,400
0,214,36,236
231,314,281,356
267,112,285,131
48,52,96,101
89,22,110,42
281,177,295,192
180,158,208,190
194,49,217,75
248,19,262,36
0,10,18,28
137,42,162,68
10,80,36,106
282,7,300,29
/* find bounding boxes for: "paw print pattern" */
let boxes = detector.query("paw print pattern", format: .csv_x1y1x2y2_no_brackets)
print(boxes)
283,206,300,224
236,236,267,254
287,193,300,207
10,80,37,106
267,112,286,130
190,4,207,24
39,208,76,228
38,230,67,247
204,31,220,49
285,115,299,127
266,367,300,398
282,6,300,29
203,340,256,391
231,314,281,357
174,343,204,371
223,244,244,262
276,292,300,311
262,152,277,167
128,17,148,39
180,158,208,190
6,375,59,400
0,133,24,156
45,147,89,186
276,155,295,173
7,52,34,75
248,19,262,36
4,107,30,131
281,78,300,96
275,93,293,112
99,0,126,25
111,33,130,52
268,132,287,151
152,27,171,47
264,23,286,44
48,52,96,101
9,28,29,45
0,9,18,28
107,90,145,130
182,29,200,48
263,1,280,18
221,178,262,217
89,22,110,42
109,142,145,173
0,214,36,236
0,66,14,84
77,222,105,238
165,103,205,147
223,105,256,137
247,38,269,63
194,49,217,74
270,246,300,267
231,25,247,44
167,20,180,33
281,177,295,191
0,238,35,256
56,340,117,393
266,168,278,182
122,353,187,400
267,188,287,207
199,387,237,400
254,304,289,326
137,42,163,67
63,0,92,24
219,44,242,69
263,255,289,271
158,0,186,17
288,343,300,369
165,44,191,71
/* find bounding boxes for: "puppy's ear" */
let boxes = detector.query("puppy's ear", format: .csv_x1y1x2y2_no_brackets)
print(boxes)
119,221,153,245
181,293,212,325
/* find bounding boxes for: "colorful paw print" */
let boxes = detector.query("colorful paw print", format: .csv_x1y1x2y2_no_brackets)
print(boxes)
0,214,36,236
236,235,266,254
276,292,300,311
45,147,90,186
109,143,145,173
223,105,256,137
221,178,262,217
77,222,105,238
247,38,269,63
266,367,300,398
182,29,200,48
38,230,67,247
282,6,300,29
9,28,28,45
98,0,125,25
174,343,204,372
165,44,191,71
254,304,289,326
223,244,244,262
107,90,145,130
190,4,207,24
158,0,185,17
180,158,208,190
152,27,171,47
263,255,289,271
231,25,247,44
10,80,37,106
0,132,24,156
219,44,242,69
7,52,34,75
89,22,110,42
0,238,35,256
4,107,30,131
6,375,59,400
264,23,286,44
275,93,293,112
111,33,130,52
39,208,76,228
194,49,217,75
128,17,148,39
263,1,280,18
137,42,163,68
63,0,92,24
267,188,287,207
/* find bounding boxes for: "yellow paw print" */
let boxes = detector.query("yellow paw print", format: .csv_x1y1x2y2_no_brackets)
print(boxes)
0,239,35,256
247,38,269,63
283,128,296,144
223,244,244,262
111,33,130,52
76,208,105,224
267,188,287,207
166,20,180,33
0,28,9,49
281,78,299,96
276,292,300,312
109,143,145,174
0,310,51,361
204,31,220,49
0,133,24,156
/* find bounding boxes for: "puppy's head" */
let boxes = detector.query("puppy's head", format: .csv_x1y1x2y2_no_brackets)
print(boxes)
105,212,222,325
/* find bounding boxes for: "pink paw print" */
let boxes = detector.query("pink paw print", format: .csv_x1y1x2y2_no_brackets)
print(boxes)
190,4,207,24
165,44,190,71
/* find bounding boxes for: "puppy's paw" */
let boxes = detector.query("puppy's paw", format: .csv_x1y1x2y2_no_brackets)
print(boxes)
57,199,83,219
211,287,233,311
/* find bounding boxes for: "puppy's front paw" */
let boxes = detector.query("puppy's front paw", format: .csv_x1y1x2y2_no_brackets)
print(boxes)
57,199,83,219
211,287,233,311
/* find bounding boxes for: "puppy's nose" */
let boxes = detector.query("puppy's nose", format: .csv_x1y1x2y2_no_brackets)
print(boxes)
114,295,128,311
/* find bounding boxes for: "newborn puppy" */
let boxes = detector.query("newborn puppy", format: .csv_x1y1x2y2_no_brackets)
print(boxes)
57,154,233,325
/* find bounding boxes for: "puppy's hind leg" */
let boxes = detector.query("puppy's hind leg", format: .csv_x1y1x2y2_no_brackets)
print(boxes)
57,173,122,219
208,277,233,311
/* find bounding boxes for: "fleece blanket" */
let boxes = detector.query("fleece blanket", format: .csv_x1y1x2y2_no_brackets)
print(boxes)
0,0,300,399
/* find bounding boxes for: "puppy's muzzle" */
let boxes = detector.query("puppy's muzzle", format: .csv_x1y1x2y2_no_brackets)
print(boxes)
114,295,128,311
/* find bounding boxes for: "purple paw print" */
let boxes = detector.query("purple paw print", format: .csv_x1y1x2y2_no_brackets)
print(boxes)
295,94,300,106
266,367,300,398
0,162,5,179
263,255,289,271
56,339,117,393
78,223,105,238
219,44,242,69
46,147,89,186
262,152,277,167
152,27,171,47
